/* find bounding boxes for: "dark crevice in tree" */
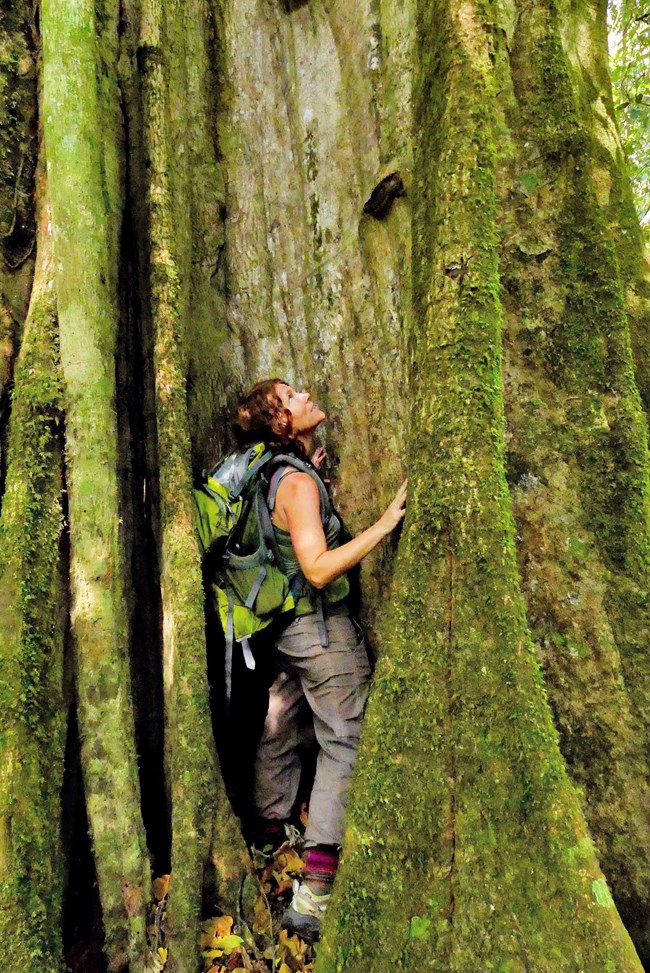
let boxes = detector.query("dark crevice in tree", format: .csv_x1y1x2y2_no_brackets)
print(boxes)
362,171,406,219
116,113,170,877
0,4,37,274
204,0,226,165
0,0,39,515
61,701,108,973
281,0,311,11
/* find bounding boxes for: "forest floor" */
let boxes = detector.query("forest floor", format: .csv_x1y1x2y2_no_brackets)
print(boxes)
145,839,315,973
64,838,314,973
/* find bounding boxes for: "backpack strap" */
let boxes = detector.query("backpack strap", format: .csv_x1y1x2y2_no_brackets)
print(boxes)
267,454,331,521
313,590,328,649
267,466,290,514
221,579,258,715
224,587,235,713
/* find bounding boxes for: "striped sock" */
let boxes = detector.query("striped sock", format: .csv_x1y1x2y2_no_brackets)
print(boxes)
303,845,339,895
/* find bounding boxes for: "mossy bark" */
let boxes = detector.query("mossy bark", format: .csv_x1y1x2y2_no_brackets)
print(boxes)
559,0,650,419
41,1,150,969
138,1,252,968
2,0,650,967
316,0,645,968
495,0,650,954
0,157,66,972
0,1,37,501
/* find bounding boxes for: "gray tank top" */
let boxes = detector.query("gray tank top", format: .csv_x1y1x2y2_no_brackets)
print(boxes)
272,467,349,614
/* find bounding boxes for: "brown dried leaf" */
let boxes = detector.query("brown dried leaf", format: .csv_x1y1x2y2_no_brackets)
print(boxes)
215,916,234,938
153,874,171,901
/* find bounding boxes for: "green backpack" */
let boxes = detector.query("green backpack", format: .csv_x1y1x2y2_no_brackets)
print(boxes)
193,443,331,702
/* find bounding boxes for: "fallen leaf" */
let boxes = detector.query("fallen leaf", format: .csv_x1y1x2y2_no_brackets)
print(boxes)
215,916,234,938
153,875,171,901
201,915,236,949
252,895,272,937
215,934,244,952
276,928,309,967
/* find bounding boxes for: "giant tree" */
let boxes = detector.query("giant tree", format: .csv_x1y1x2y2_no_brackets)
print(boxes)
0,0,649,970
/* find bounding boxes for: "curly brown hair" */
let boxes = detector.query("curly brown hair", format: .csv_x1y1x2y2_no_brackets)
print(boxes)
232,378,298,450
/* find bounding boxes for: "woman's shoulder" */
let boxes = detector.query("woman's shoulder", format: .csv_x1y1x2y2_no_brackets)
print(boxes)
276,468,320,500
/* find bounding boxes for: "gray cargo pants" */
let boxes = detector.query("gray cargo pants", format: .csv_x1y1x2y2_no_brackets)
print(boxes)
252,611,371,848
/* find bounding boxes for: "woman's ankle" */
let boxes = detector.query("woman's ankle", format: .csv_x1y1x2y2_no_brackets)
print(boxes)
303,844,339,895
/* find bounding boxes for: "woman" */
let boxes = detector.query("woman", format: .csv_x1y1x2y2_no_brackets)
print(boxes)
233,378,407,941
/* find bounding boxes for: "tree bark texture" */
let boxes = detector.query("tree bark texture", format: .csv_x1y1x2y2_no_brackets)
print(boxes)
0,146,66,972
42,2,156,969
0,0,649,969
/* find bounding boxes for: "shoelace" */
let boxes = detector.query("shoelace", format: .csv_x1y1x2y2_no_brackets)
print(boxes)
284,823,303,848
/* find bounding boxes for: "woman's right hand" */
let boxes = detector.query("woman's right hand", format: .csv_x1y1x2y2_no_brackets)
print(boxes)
379,479,408,534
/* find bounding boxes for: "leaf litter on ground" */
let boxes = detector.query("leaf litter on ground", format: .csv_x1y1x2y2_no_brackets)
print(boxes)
142,839,314,973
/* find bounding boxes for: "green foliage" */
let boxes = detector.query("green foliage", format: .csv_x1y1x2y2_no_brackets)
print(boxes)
609,0,650,229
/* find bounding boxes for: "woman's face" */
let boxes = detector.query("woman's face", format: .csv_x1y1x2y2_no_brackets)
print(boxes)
274,383,326,436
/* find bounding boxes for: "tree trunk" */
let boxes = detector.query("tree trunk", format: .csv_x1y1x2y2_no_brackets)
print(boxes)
137,1,251,967
42,1,151,968
1,0,649,969
500,0,650,953
317,0,647,965
0,146,66,971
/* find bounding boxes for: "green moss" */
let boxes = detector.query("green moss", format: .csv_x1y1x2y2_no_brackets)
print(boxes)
137,3,252,969
41,0,151,967
495,0,650,959
0,273,65,971
318,0,643,968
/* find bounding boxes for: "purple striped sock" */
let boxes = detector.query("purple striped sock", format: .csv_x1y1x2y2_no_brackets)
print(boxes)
304,845,339,893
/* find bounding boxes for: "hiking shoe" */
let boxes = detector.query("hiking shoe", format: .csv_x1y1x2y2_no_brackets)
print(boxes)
281,880,330,943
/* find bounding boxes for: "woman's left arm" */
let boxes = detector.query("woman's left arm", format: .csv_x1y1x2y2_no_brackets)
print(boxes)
277,473,406,589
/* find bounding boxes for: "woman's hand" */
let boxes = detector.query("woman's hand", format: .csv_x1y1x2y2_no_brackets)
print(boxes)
276,474,407,589
311,446,327,470
379,479,408,534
